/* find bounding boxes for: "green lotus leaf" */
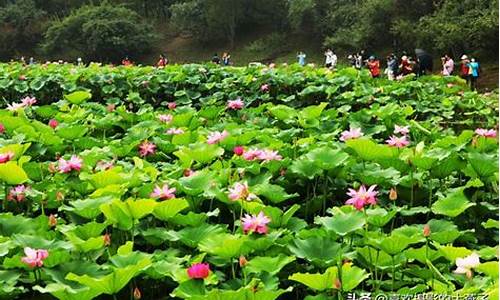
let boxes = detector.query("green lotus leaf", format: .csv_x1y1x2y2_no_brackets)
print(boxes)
56,125,88,140
305,146,349,170
288,235,341,267
66,257,151,296
476,261,499,278
64,91,92,104
245,254,295,275
199,233,249,259
0,161,28,184
467,152,498,178
341,264,370,292
288,266,338,291
431,187,474,217
152,198,190,220
315,210,365,236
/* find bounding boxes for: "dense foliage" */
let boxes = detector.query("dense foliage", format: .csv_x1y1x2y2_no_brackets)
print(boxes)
0,63,498,299
42,4,155,62
0,0,497,61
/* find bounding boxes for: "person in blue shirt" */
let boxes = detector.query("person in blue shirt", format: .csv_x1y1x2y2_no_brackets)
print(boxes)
467,58,481,91
297,51,306,66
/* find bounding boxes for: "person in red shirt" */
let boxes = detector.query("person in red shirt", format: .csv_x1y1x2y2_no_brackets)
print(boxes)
367,56,380,78
399,55,413,76
156,53,168,68
459,54,470,85
121,56,132,66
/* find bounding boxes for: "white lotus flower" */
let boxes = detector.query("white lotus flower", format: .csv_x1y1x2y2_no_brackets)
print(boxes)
454,253,480,278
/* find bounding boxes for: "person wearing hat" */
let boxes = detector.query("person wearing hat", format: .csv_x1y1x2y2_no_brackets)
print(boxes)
400,55,413,76
367,55,380,78
459,55,471,84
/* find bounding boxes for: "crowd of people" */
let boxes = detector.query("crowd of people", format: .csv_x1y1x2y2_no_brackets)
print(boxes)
16,47,483,91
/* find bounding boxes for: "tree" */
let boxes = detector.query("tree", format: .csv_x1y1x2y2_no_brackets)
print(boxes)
42,3,155,62
0,0,47,58
170,0,244,48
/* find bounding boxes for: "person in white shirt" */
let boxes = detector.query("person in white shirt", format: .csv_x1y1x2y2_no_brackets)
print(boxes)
324,49,333,68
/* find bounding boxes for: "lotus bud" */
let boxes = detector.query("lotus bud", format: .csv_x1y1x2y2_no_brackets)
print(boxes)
239,255,247,267
48,214,57,227
48,119,58,129
423,224,431,237
48,163,56,173
168,102,176,110
106,104,116,112
333,278,342,290
103,233,111,246
0,123,5,134
133,287,142,299
389,188,398,201
56,191,65,201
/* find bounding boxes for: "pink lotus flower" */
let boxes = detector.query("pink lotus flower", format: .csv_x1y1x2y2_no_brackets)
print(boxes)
243,148,263,161
168,102,177,110
7,185,27,202
227,98,244,110
233,146,244,156
394,125,410,135
386,135,410,148
187,262,210,279
21,247,48,268
0,123,5,134
260,84,269,92
166,128,184,135
21,96,37,107
475,128,497,138
207,130,228,144
241,211,271,234
150,184,176,200
19,75,26,81
340,128,363,141
48,119,58,129
139,141,156,157
106,104,116,112
228,182,256,201
158,114,173,123
257,149,282,162
454,253,480,279
0,151,14,163
58,155,83,173
345,185,378,210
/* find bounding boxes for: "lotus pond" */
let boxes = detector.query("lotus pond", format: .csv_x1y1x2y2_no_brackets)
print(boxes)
0,63,498,299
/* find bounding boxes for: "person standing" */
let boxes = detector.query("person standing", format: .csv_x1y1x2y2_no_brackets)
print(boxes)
347,55,355,68
222,52,231,66
400,55,413,76
386,54,398,80
367,56,380,78
459,55,470,84
468,58,480,91
297,51,306,66
156,54,168,67
441,54,454,76
355,53,363,69
122,56,132,66
211,53,220,64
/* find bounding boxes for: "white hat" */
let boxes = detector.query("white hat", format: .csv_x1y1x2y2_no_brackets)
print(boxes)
401,56,408,60
461,55,468,60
